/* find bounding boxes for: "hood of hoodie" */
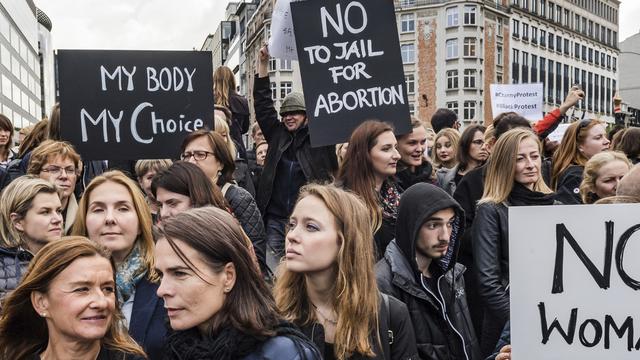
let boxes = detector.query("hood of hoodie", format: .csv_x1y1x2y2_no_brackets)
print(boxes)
395,183,465,277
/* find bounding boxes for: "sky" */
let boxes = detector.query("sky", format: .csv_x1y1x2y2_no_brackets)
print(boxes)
36,0,640,50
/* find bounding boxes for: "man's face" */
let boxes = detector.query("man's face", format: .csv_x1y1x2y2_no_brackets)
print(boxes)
281,111,306,132
415,208,456,260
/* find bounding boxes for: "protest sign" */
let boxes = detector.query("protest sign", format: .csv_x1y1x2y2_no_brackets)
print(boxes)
547,123,571,143
490,83,543,121
291,0,411,147
510,204,640,360
269,0,298,60
57,50,213,160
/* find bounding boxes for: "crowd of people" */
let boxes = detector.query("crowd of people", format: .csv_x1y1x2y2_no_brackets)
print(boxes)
0,44,638,360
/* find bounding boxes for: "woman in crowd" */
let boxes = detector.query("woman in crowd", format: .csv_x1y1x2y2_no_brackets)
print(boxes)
214,114,255,195
617,127,640,165
135,159,173,223
72,171,165,359
579,151,632,204
150,161,268,275
0,176,62,299
0,114,15,166
432,128,460,170
0,237,146,359
274,183,419,360
180,129,266,261
551,119,610,204
437,125,487,195
338,120,402,257
154,206,321,359
395,118,433,191
27,140,81,233
214,65,250,160
472,129,556,356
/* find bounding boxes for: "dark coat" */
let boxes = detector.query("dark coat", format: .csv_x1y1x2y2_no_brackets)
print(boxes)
301,294,419,360
396,162,433,191
452,165,485,269
554,165,584,204
0,246,32,300
486,321,510,360
376,183,481,360
129,278,167,360
242,336,320,360
228,92,250,161
252,75,338,215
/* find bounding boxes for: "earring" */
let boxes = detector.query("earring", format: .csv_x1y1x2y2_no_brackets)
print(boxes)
224,288,231,293
41,313,47,317
217,170,223,178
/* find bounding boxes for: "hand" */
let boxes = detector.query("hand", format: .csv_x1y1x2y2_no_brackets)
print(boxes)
559,86,585,115
495,345,512,360
259,45,270,63
257,44,270,77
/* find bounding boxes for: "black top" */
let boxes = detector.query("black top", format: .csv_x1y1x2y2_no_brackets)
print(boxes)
324,342,337,360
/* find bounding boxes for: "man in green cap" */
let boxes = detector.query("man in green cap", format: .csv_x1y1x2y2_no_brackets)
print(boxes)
254,46,338,270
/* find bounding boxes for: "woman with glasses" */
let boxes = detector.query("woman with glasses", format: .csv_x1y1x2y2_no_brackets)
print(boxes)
26,140,81,234
179,129,266,267
551,119,610,204
437,125,487,196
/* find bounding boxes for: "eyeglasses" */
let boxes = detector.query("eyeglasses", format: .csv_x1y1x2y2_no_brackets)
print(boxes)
40,165,79,176
180,150,215,161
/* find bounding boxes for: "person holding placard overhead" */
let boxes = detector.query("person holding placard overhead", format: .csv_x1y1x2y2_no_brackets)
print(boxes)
254,45,338,269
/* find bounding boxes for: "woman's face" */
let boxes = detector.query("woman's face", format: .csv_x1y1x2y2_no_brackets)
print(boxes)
183,136,223,181
138,170,156,199
579,124,610,159
32,256,116,344
594,160,630,199
435,136,455,164
155,238,234,333
285,195,340,273
38,155,78,203
469,130,488,163
156,187,192,222
369,131,400,179
13,192,63,250
397,126,427,167
0,128,10,146
256,143,268,166
514,137,542,189
85,181,140,264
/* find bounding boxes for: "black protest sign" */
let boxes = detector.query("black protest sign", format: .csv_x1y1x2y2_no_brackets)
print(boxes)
290,0,411,147
57,50,213,160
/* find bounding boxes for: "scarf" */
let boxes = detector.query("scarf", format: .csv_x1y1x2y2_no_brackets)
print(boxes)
115,244,147,303
507,182,556,207
379,180,400,221
163,322,319,360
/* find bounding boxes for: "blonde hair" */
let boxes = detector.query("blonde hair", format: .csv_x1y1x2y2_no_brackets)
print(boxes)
432,128,460,168
480,128,552,204
134,159,173,178
579,151,631,204
26,140,81,175
71,171,158,282
213,113,237,158
0,176,59,248
213,66,236,108
274,184,380,359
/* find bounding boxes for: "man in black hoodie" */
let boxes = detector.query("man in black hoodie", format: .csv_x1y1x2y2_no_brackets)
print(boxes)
376,183,481,360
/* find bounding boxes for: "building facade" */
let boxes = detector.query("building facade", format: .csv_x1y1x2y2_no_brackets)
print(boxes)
37,7,54,118
0,0,42,129
619,31,640,109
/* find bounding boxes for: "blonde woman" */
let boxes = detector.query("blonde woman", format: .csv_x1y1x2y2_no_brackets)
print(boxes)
579,151,631,204
213,113,256,196
432,128,460,170
214,66,250,159
274,183,419,360
472,129,555,355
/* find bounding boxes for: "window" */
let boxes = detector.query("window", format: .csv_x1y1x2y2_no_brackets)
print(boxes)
564,8,570,26
0,44,9,70
540,57,546,89
280,81,292,99
574,43,580,59
446,101,459,115
512,19,520,38
532,27,538,44
548,33,554,50
401,13,415,32
522,51,529,83
547,60,554,102
531,54,538,82
405,74,415,94
582,45,587,61
464,6,476,25
400,0,416,6
594,50,600,66
522,23,529,40
280,59,292,71
446,39,458,59
613,57,617,72
556,36,562,53
601,52,605,67
606,55,611,69
463,69,477,88
269,57,277,71
564,39,570,55
464,38,477,57
548,1,554,20
496,73,503,83
447,70,459,89
513,49,520,83
540,30,546,47
446,7,459,27
497,44,503,65
588,48,593,63
401,44,415,63
497,18,503,36
463,101,476,120
270,82,277,99
540,0,546,17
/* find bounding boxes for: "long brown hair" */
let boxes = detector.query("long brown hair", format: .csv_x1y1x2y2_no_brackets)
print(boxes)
213,66,236,108
0,236,146,359
18,119,48,158
274,184,380,359
337,120,394,231
154,206,279,337
551,119,604,189
0,114,13,161
71,171,158,281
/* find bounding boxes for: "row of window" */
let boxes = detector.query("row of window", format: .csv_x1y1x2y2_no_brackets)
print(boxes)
268,58,292,72
512,53,616,115
446,69,478,90
446,100,477,121
568,0,617,22
511,0,618,48
0,11,39,76
270,81,293,100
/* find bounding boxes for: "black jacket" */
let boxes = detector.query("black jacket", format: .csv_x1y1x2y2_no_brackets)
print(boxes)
253,75,338,215
452,165,485,269
554,165,584,204
396,162,433,191
0,246,32,300
301,294,419,360
376,183,481,360
129,278,167,360
228,92,250,161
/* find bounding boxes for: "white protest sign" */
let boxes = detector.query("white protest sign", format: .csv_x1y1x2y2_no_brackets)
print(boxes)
490,83,543,121
546,123,571,143
510,204,640,360
268,0,298,60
